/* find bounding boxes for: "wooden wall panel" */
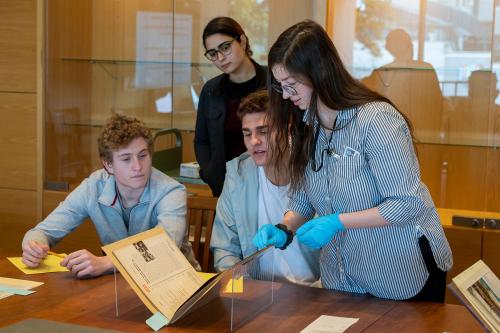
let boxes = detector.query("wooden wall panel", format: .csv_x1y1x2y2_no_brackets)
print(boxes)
92,0,174,59
0,93,37,190
362,69,444,143
182,131,196,163
416,144,443,206
0,188,37,253
0,0,36,92
482,229,500,277
442,146,488,210
485,147,500,211
416,144,500,212
45,0,93,186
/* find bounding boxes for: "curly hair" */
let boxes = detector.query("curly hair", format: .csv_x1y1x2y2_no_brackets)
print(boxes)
236,89,269,120
98,114,153,163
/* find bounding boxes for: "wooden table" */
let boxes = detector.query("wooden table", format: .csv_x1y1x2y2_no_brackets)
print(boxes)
0,257,484,332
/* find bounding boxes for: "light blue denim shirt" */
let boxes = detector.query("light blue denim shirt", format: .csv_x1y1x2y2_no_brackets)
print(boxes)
23,168,200,269
210,153,320,284
210,154,260,270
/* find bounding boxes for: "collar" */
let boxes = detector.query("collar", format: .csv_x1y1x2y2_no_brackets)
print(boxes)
213,59,267,96
98,171,151,207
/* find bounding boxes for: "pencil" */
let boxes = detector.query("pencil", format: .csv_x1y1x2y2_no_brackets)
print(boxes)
47,251,67,258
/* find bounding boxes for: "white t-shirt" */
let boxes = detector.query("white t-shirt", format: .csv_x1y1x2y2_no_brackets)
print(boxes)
257,166,318,286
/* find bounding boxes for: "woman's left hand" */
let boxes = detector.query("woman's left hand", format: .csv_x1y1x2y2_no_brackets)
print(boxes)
296,213,345,249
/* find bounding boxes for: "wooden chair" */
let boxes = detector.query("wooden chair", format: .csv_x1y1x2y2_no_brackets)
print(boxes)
152,128,182,174
186,196,218,272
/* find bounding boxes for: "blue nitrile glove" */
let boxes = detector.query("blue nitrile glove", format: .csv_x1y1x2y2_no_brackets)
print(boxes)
296,213,345,249
252,224,287,250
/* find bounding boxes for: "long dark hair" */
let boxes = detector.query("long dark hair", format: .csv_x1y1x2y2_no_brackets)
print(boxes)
267,20,411,192
202,16,253,57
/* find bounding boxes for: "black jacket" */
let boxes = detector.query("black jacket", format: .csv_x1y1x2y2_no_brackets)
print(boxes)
194,61,267,196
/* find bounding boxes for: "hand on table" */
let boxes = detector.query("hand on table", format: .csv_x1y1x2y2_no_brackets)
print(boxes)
296,213,345,249
22,240,49,268
61,249,114,279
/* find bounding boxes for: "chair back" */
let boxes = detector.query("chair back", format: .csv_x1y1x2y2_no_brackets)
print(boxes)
186,196,218,272
152,128,182,173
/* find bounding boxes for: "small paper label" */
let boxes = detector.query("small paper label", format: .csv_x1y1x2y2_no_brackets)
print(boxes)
146,312,169,331
0,285,35,296
343,146,360,157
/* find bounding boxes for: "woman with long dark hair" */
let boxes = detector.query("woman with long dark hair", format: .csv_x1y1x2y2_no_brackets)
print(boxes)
253,20,452,301
194,17,267,196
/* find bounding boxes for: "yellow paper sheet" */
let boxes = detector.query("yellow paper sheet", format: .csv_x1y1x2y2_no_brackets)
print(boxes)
224,276,244,293
0,277,44,300
195,272,243,293
196,272,217,282
7,254,69,274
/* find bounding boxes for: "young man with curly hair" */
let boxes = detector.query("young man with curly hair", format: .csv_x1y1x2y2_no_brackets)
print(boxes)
22,114,200,278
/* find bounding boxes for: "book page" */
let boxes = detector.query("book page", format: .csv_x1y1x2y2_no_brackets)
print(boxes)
452,260,500,332
108,228,204,320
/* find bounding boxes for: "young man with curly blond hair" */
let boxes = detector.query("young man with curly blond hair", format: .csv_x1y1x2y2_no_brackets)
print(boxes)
22,114,200,278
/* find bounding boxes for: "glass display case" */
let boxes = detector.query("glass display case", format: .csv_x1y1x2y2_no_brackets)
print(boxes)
334,0,500,298
43,0,327,191
344,0,500,213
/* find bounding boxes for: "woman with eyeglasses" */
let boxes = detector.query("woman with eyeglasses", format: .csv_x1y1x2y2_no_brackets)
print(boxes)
194,17,267,196
253,20,452,302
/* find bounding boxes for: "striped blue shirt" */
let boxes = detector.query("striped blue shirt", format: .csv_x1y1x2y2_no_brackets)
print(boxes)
288,101,453,300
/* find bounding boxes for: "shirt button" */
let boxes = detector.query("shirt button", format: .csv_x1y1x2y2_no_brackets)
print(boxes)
325,196,330,201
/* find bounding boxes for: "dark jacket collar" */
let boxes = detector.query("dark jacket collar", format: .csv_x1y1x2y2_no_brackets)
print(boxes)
213,59,267,96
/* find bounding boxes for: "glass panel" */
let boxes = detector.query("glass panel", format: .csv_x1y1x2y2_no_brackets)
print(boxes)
330,0,500,295
45,0,177,190
45,0,325,190
331,0,500,228
229,248,275,331
352,0,421,77
354,1,445,143
423,0,496,213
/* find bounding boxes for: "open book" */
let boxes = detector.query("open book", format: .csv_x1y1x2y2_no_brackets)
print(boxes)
448,260,500,333
102,227,270,326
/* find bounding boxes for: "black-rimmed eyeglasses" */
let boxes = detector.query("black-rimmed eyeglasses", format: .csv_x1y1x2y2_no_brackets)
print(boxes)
204,37,236,61
271,81,298,96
